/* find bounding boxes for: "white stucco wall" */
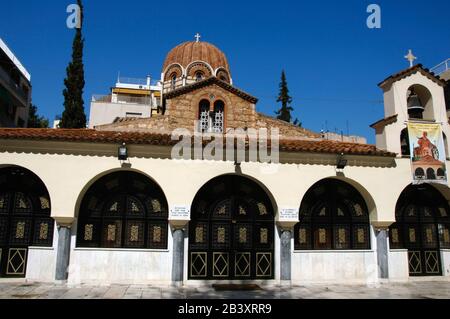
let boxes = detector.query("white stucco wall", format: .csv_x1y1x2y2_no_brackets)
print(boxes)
292,226,379,285
89,101,151,128
387,250,409,281
292,250,378,284
26,247,57,282
64,220,172,285
441,250,450,277
25,222,58,282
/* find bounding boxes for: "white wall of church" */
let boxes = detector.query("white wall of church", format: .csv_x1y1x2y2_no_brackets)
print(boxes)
387,250,409,281
67,222,173,285
25,222,58,282
441,250,450,277
2,148,448,284
26,247,57,282
292,251,378,284
292,227,378,284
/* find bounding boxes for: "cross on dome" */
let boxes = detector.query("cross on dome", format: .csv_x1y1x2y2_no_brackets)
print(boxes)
404,49,417,68
195,33,201,43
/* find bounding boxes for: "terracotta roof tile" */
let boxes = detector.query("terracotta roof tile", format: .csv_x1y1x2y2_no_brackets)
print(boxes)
370,114,398,129
164,77,258,103
0,128,396,157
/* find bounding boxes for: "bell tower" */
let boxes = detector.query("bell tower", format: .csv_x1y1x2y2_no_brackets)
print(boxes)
371,52,450,157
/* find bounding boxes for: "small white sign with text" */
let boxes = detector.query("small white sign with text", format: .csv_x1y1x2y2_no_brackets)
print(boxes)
279,207,299,221
169,205,191,219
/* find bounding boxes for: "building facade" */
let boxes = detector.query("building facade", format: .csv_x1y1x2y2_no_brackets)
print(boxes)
0,38,31,128
0,40,449,286
89,76,162,128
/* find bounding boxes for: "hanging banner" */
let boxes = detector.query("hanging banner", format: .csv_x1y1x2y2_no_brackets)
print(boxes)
407,122,447,185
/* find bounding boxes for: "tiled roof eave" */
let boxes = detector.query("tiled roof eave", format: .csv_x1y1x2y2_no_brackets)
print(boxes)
378,64,446,89
0,129,396,158
164,77,258,103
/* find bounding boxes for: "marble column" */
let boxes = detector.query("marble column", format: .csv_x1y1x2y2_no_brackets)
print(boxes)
375,228,389,279
172,228,185,285
280,229,292,283
55,224,72,281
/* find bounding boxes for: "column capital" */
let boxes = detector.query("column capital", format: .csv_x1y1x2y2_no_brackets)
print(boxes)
169,220,189,229
54,217,76,228
276,221,297,230
371,221,394,231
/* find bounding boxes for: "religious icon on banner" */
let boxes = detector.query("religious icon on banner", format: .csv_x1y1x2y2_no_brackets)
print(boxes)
407,122,447,185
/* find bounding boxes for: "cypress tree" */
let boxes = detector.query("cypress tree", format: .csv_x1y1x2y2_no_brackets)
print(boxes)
60,0,86,128
275,70,294,123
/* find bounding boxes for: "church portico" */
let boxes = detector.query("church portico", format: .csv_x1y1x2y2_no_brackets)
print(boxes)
0,139,417,285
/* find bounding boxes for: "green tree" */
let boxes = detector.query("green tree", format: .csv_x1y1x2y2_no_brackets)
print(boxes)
28,104,49,128
60,0,87,128
275,70,294,123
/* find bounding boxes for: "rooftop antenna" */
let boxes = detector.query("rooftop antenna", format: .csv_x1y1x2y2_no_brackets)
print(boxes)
117,71,121,83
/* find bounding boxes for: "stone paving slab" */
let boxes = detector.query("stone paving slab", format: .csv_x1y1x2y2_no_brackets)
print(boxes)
0,281,449,299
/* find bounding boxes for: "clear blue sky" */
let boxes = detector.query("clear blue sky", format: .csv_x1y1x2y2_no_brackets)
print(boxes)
1,0,449,143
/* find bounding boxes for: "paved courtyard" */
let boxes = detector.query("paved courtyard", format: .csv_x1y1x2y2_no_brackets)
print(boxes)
0,280,449,299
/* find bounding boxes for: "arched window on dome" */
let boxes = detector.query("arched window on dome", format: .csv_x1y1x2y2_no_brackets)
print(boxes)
212,101,225,133
195,72,204,82
199,99,210,133
171,74,177,90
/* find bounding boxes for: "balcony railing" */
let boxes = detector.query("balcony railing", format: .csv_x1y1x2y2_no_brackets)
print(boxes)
117,77,161,87
118,77,148,86
430,59,450,76
92,94,161,107
0,66,28,103
92,95,112,103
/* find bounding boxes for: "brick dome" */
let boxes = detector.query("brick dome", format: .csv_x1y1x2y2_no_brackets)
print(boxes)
162,41,230,74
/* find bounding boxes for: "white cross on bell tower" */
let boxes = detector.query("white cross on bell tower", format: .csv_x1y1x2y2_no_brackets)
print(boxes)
404,49,417,68
195,33,201,43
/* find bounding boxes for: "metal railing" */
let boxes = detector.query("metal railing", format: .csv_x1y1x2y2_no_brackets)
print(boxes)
430,59,450,76
0,66,28,102
118,77,148,86
92,95,112,102
92,94,158,106
117,77,161,87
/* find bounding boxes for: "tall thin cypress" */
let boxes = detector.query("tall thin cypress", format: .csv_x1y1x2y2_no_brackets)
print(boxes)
275,70,294,123
60,0,86,128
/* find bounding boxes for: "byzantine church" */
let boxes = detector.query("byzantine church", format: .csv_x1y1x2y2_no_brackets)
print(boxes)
0,37,449,286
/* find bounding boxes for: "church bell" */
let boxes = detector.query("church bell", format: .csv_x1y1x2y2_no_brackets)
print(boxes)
407,89,424,118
